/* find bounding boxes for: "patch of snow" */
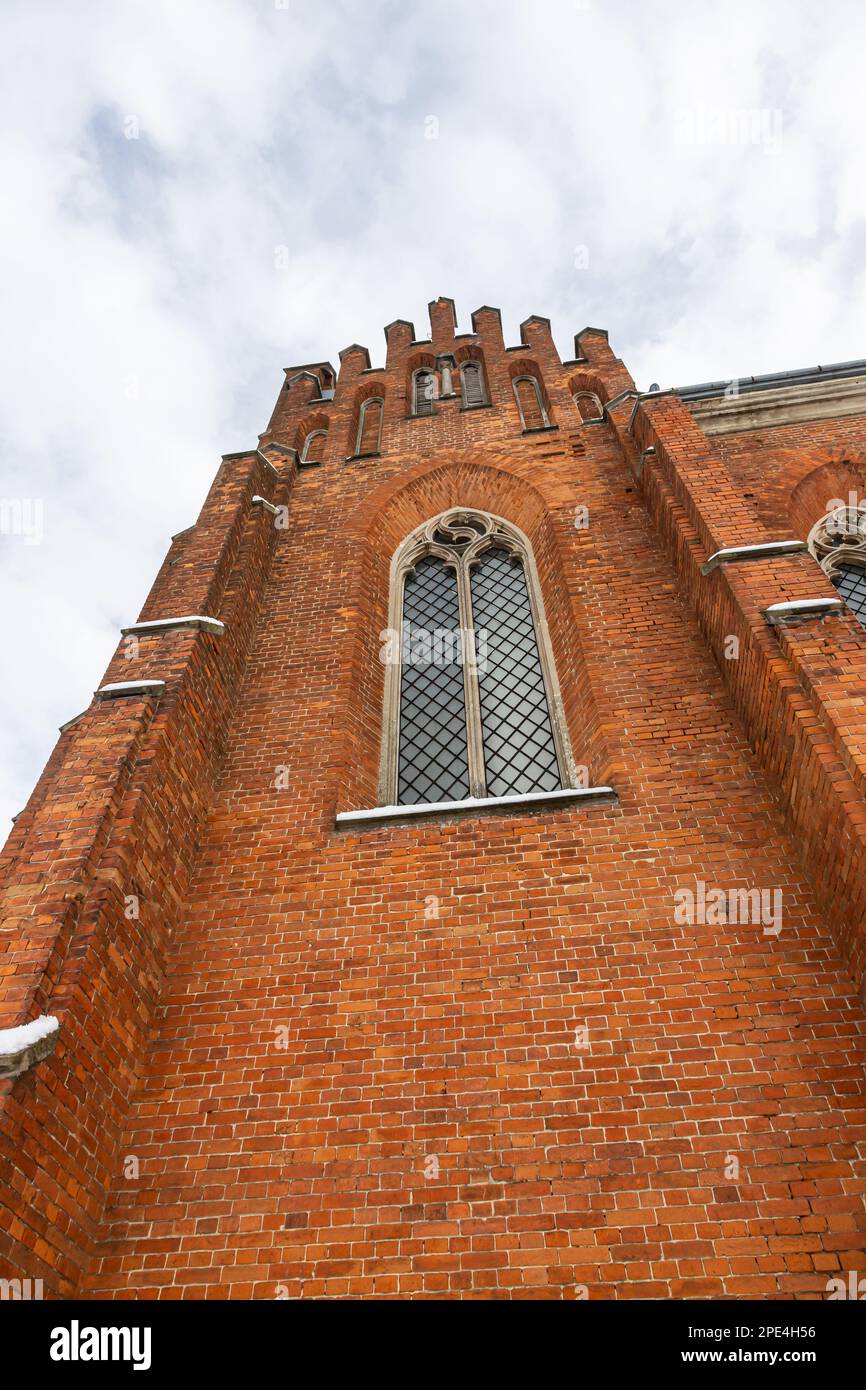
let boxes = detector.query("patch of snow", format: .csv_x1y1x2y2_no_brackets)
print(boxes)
0,1014,60,1056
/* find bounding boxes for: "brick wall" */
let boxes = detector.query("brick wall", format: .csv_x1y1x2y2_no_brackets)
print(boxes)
1,301,865,1298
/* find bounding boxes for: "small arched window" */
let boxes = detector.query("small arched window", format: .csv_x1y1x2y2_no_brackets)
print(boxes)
513,376,549,431
413,368,437,416
300,428,327,466
355,397,383,456
808,504,866,627
380,509,576,806
573,391,604,423
461,361,487,409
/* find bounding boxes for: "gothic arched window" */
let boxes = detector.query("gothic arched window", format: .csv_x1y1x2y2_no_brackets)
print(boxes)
412,368,436,416
380,509,576,806
807,504,866,626
573,391,603,423
513,375,550,430
461,361,487,409
300,428,327,466
355,397,383,456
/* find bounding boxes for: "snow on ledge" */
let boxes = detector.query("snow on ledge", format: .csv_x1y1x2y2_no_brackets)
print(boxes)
0,1015,60,1080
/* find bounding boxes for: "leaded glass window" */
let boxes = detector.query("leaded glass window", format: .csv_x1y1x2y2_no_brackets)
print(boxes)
381,509,576,806
807,504,866,629
398,555,470,804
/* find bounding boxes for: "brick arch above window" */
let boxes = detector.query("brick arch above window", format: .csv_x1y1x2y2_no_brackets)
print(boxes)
334,455,617,816
786,455,866,542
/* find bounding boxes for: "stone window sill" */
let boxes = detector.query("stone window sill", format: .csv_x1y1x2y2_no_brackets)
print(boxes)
522,424,559,435
336,785,616,828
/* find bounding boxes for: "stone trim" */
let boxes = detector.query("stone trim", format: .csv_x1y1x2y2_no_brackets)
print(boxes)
635,446,656,479
687,374,866,436
251,495,281,517
807,505,866,583
95,680,167,699
337,785,617,828
120,615,225,637
764,598,845,625
59,709,89,734
701,540,808,575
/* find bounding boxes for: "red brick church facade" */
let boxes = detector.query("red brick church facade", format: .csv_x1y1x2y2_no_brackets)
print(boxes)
2,299,865,1299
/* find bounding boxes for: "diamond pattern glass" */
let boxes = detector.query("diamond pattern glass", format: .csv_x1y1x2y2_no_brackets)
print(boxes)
470,547,561,797
398,555,470,804
834,563,866,627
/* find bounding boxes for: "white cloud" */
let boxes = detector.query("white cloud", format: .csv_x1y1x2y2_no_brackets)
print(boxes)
1,0,865,836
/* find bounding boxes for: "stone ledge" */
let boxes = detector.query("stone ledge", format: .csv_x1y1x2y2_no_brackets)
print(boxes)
701,540,808,575
0,1016,60,1080
120,615,225,637
336,785,617,828
764,597,845,625
94,680,167,700
251,494,282,516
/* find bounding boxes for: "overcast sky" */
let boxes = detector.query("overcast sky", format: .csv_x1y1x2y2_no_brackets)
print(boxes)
2,0,865,840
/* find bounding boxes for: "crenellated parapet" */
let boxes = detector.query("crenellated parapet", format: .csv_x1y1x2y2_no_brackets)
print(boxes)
262,298,625,459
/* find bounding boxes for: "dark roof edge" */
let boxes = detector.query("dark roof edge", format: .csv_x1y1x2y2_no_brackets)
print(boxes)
676,358,866,403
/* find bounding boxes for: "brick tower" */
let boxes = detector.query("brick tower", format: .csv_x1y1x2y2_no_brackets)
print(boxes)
2,299,866,1300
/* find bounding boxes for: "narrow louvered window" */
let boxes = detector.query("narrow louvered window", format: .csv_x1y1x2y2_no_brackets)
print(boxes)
381,509,575,807
461,362,486,408
513,376,549,430
356,398,383,456
413,369,436,416
300,429,327,465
